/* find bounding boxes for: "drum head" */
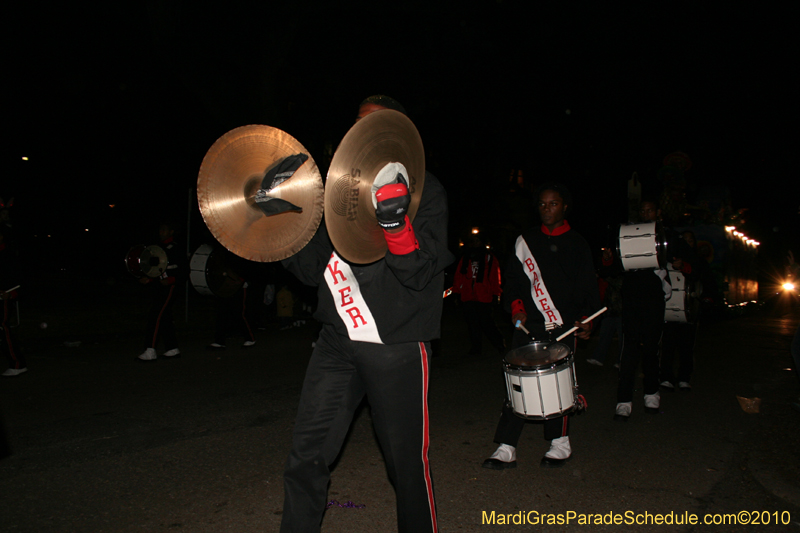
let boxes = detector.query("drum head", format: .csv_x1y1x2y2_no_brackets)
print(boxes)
125,244,167,278
505,341,571,368
139,245,168,278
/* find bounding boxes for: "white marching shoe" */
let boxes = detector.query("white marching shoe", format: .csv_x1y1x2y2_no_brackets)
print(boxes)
481,443,517,470
644,391,661,413
614,402,632,421
541,436,571,468
137,348,157,361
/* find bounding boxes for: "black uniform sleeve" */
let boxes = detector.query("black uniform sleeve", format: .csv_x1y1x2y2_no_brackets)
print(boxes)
281,223,333,287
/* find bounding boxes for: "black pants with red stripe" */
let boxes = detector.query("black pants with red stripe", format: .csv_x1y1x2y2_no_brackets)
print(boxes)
281,325,437,533
492,329,570,447
144,285,178,351
2,299,25,370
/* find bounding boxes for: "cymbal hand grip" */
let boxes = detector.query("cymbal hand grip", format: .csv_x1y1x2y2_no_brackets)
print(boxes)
375,181,410,229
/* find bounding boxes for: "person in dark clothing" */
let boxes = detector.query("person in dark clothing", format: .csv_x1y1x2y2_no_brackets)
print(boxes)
1,226,25,376
452,234,505,356
207,251,256,349
278,96,454,533
137,222,184,361
659,230,704,391
611,200,692,420
208,282,256,349
482,183,600,470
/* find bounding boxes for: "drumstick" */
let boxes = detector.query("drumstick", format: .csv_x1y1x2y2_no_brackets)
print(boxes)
555,307,608,342
515,320,533,339
5,285,20,293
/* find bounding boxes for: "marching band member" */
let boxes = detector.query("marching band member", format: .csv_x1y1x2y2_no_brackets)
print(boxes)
278,96,454,533
137,221,183,361
483,183,599,469
611,199,689,419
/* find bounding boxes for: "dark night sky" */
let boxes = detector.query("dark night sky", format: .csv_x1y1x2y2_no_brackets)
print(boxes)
6,2,799,272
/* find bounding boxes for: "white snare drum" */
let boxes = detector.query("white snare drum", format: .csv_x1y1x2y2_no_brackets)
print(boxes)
617,221,667,271
190,244,243,297
503,341,576,420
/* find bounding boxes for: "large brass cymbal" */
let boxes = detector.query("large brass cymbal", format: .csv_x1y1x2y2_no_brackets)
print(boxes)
325,109,425,264
197,125,324,262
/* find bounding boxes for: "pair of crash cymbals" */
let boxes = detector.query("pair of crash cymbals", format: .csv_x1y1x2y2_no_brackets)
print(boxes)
197,109,425,264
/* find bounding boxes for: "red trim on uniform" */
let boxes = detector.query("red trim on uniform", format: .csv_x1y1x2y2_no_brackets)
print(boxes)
383,216,418,255
540,220,571,236
418,342,438,533
150,285,175,348
561,414,569,437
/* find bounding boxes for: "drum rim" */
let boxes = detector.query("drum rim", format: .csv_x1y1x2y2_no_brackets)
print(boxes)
503,354,572,373
504,341,572,369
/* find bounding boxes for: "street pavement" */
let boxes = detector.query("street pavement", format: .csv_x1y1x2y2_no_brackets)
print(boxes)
1,282,799,532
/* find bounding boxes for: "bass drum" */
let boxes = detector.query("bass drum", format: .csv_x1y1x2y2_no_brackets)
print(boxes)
616,221,667,271
125,245,167,278
190,244,243,298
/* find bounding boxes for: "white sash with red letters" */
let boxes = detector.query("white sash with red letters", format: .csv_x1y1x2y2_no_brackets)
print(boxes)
323,252,384,344
515,236,564,326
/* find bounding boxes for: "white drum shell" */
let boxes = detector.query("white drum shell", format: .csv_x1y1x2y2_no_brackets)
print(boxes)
503,355,576,420
665,268,690,322
189,244,215,296
618,222,663,271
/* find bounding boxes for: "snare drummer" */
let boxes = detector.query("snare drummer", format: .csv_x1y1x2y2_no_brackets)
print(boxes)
482,183,600,469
